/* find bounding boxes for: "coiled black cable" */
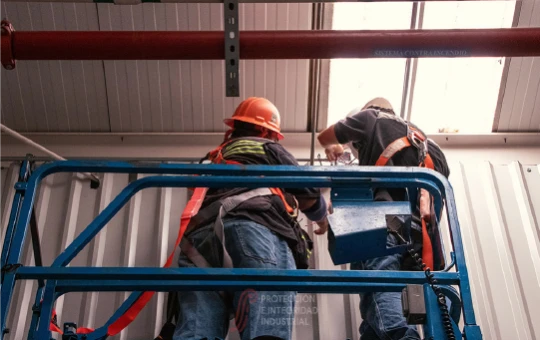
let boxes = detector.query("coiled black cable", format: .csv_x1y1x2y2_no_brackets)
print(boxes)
407,248,456,340
388,229,456,340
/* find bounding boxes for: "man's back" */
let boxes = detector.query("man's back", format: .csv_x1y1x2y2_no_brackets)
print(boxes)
332,108,450,201
196,136,320,246
317,97,452,340
334,109,449,174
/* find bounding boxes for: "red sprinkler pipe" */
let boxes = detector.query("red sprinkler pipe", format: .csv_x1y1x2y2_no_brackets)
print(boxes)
2,27,540,68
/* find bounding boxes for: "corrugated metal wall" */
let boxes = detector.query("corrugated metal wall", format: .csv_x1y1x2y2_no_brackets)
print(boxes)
450,162,540,340
1,169,190,340
1,160,539,340
97,3,311,133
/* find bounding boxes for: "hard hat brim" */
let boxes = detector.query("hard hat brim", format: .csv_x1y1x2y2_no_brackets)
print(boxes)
224,117,285,140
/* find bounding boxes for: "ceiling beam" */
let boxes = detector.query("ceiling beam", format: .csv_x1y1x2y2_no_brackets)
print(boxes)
2,132,540,162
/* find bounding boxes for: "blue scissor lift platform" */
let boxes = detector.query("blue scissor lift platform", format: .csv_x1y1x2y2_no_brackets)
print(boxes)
0,159,482,340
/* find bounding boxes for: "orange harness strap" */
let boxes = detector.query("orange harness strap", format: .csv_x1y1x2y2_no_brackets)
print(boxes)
269,188,295,215
49,187,209,336
374,132,435,270
209,141,295,215
106,187,208,335
423,154,434,170
375,136,411,166
50,139,294,336
420,218,434,270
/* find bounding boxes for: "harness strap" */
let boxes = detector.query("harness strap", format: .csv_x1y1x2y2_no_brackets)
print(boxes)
421,219,434,270
49,139,292,336
49,187,208,337
217,188,273,267
375,125,433,170
375,136,411,166
107,187,208,335
374,127,435,270
179,239,213,268
208,139,295,215
269,188,295,215
180,188,274,270
49,309,64,334
423,154,434,170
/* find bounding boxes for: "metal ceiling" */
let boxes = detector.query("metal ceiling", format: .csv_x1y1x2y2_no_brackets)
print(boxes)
494,0,540,132
0,3,110,132
0,2,312,133
0,0,539,135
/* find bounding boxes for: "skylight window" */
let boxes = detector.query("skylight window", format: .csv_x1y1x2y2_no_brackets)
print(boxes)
326,1,517,134
409,1,516,133
326,3,413,126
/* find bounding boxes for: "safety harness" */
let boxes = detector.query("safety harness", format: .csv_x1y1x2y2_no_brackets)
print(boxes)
49,137,300,339
374,118,456,340
374,123,436,270
204,137,296,215
180,137,300,269
49,187,208,338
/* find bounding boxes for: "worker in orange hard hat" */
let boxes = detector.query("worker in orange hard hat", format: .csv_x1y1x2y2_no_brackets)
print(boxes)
223,96,284,140
173,97,330,340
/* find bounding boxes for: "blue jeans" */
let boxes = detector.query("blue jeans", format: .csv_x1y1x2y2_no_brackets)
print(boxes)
351,233,421,340
173,219,296,340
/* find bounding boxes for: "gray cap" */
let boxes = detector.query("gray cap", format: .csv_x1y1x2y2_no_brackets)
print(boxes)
361,97,394,111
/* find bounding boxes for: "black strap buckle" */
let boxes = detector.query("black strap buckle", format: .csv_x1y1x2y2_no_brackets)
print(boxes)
1,263,23,274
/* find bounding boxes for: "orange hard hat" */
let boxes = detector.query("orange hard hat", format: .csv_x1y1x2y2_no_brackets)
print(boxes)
224,97,284,140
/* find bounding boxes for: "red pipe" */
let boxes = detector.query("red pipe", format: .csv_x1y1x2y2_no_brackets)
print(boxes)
2,29,540,65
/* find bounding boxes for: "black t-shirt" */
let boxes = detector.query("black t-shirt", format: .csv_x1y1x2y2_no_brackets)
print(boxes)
195,137,321,244
334,109,450,202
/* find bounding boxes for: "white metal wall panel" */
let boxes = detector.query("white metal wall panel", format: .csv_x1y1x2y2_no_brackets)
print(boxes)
0,168,189,339
495,0,540,132
449,162,540,340
98,3,311,133
2,160,539,339
0,2,111,133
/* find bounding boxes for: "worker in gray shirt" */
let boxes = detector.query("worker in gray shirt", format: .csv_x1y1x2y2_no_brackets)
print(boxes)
318,97,450,340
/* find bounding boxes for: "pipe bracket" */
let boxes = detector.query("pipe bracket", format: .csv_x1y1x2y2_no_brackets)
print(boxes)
1,20,16,70
224,0,240,97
